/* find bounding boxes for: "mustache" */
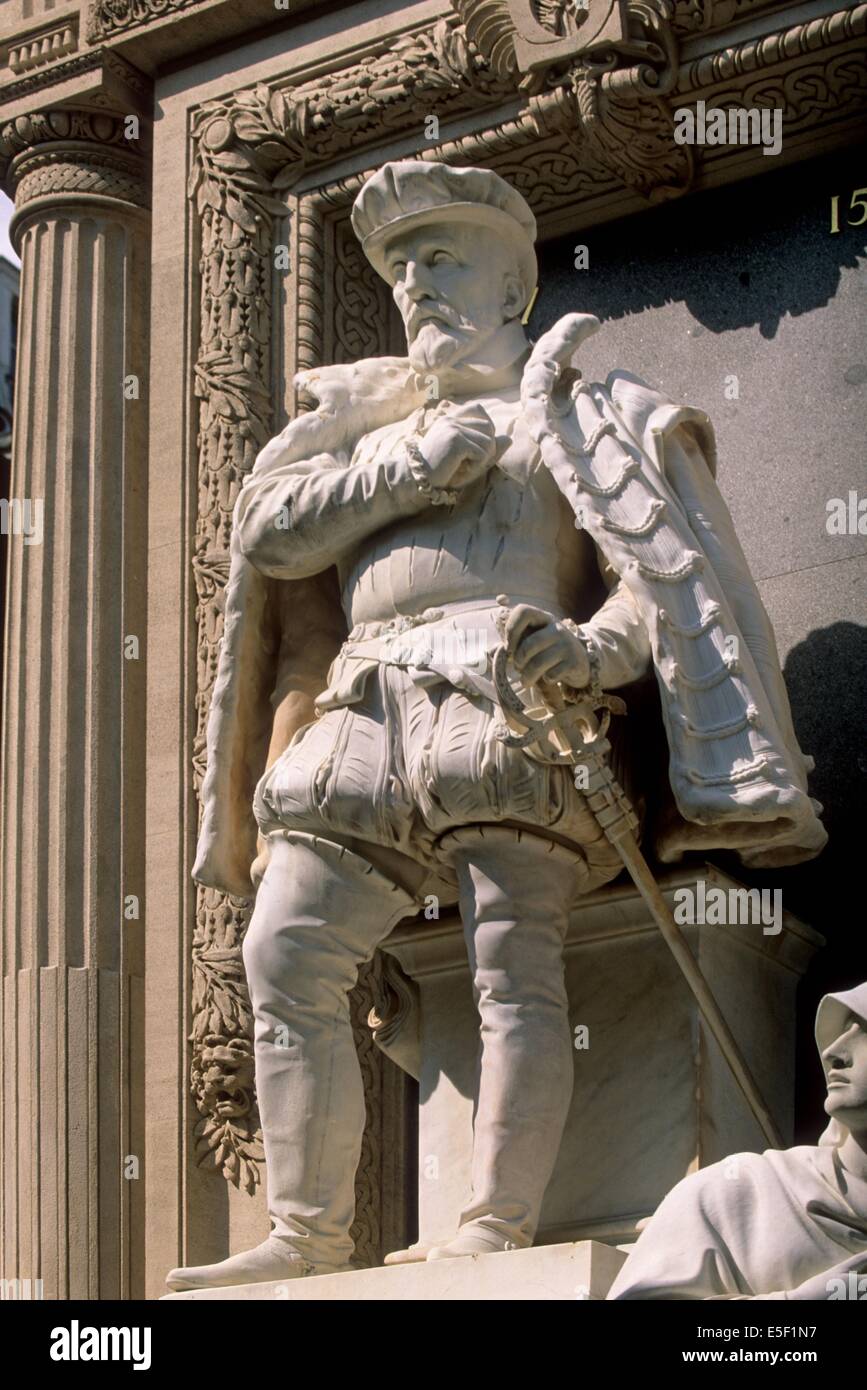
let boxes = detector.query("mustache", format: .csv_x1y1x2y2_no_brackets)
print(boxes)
406,302,465,336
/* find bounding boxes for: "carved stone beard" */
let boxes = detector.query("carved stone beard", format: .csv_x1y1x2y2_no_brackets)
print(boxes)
407,318,501,377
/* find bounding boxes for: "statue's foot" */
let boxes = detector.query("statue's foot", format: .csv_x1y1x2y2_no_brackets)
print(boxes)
426,1227,524,1261
165,1236,350,1291
383,1242,435,1266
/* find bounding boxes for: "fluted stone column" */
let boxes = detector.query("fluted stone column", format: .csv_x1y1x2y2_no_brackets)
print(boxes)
0,110,150,1299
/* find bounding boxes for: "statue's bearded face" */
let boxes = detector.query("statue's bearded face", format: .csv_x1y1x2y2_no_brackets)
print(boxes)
386,222,526,376
822,1014,867,1131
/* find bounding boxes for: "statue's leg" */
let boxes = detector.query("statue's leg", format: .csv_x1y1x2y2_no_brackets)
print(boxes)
166,831,417,1291
429,827,583,1260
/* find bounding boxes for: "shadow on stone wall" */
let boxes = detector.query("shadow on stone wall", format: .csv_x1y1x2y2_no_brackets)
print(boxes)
531,142,867,341
709,619,867,1138
783,619,867,1137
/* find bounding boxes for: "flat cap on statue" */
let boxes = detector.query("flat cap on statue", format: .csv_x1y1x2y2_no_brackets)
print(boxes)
352,160,538,299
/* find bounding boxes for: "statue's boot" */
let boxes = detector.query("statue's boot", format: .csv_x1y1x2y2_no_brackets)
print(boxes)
386,1232,513,1264
165,1236,349,1291
383,1242,435,1265
428,828,582,1262
165,832,417,1292
427,1229,517,1260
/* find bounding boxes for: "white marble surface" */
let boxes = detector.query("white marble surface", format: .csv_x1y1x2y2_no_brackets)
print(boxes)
162,1239,625,1302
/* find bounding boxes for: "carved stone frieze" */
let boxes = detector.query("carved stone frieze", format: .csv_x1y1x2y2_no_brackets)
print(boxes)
453,0,629,77
190,888,265,1195
674,4,867,172
678,3,867,92
454,1,867,198
190,20,504,211
0,48,152,110
672,0,783,34
454,0,693,200
188,169,274,1195
87,0,207,42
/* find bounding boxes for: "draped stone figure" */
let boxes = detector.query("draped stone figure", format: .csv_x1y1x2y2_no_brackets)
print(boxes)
167,161,825,1291
608,983,867,1300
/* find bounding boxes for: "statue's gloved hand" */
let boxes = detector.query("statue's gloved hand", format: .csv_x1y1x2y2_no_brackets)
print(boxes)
499,599,591,689
414,403,498,492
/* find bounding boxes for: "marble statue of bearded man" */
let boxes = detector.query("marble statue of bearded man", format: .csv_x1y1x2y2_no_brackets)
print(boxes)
167,161,825,1291
608,983,867,1300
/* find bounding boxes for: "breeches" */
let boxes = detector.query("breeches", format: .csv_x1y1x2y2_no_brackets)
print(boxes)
254,662,623,896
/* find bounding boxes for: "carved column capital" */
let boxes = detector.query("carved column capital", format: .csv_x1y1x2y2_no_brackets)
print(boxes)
0,108,150,239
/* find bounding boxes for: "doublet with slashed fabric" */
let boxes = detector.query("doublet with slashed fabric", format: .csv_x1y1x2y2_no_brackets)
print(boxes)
243,387,651,889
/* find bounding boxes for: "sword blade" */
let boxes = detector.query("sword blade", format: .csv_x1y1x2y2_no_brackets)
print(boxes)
613,831,784,1149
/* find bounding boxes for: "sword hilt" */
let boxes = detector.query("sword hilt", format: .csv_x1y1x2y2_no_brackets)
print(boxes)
490,641,638,843
490,644,623,751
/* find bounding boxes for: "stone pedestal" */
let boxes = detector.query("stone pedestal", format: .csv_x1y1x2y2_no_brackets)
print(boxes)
384,865,822,1249
0,110,150,1299
162,1239,625,1302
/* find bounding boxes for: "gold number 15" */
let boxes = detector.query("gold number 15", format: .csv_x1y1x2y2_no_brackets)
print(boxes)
830,187,867,233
